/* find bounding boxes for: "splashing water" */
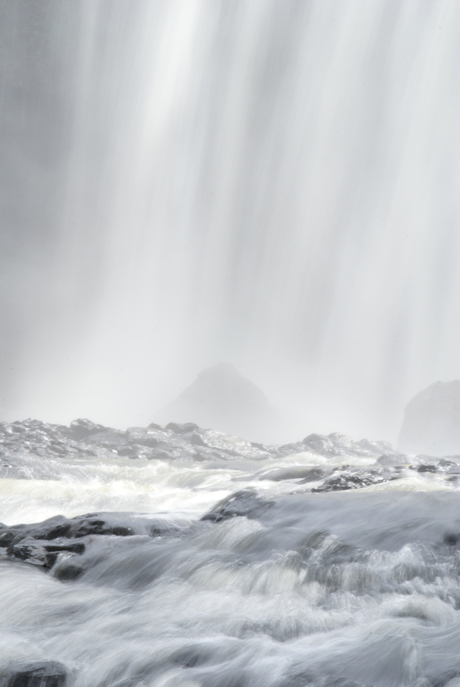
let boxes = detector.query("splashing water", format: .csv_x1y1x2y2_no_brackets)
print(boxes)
0,418,460,686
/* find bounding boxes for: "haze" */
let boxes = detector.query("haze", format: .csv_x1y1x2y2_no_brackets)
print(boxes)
1,0,459,444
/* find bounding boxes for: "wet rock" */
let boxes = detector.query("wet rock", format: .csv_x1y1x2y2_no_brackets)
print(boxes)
64,418,107,441
190,429,269,459
115,447,139,458
52,558,85,581
148,520,184,537
201,489,273,522
297,468,327,483
0,414,401,470
166,422,199,435
0,512,185,574
312,469,397,492
258,466,326,482
416,464,437,473
0,513,136,547
4,661,66,687
301,432,392,459
0,513,144,572
7,538,85,568
302,433,341,456
443,532,460,546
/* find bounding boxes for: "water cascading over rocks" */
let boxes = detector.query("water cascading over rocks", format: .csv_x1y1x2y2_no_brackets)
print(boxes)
3,1,460,686
1,417,460,686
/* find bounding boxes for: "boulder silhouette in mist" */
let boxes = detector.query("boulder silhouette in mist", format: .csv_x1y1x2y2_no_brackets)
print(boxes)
399,381,460,455
161,363,280,441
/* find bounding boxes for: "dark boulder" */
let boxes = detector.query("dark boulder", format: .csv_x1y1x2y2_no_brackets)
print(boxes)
165,422,199,435
4,661,66,687
7,538,85,569
0,513,136,548
0,513,145,572
312,468,397,493
416,464,437,473
0,512,184,574
52,559,85,581
257,466,326,482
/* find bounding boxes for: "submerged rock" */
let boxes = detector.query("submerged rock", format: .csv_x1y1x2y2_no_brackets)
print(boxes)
3,661,66,687
258,466,327,482
7,538,85,569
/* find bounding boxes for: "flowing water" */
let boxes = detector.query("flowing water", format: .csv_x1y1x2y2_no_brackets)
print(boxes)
1,418,460,686
3,4,460,685
2,1,460,438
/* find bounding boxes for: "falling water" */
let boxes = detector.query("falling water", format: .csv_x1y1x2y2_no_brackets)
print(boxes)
2,8,460,682
1,1,460,439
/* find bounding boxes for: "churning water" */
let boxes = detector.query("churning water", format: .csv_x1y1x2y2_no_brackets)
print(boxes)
2,418,460,686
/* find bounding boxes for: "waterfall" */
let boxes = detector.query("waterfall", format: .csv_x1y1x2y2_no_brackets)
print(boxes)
1,1,460,440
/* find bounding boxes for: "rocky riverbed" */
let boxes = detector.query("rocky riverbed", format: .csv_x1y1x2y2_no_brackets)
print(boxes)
2,419,460,686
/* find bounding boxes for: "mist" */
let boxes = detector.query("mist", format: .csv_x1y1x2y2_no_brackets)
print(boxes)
1,0,460,443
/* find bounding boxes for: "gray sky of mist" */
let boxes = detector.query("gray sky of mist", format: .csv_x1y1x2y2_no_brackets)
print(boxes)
1,0,460,443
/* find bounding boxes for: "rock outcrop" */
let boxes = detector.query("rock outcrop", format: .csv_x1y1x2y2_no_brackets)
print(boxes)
160,363,280,441
399,381,460,455
0,511,184,581
3,661,67,687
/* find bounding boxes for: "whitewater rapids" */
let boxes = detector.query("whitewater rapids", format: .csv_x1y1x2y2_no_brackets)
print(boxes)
1,419,460,687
